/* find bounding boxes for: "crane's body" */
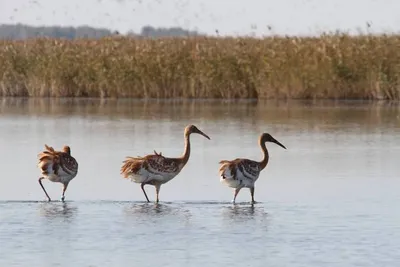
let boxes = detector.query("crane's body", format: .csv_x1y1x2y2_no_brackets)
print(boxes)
219,133,286,204
37,144,78,202
220,158,261,188
121,125,210,203
122,154,184,185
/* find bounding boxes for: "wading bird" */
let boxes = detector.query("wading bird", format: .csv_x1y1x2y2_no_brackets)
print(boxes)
120,125,210,203
219,133,286,204
37,144,79,202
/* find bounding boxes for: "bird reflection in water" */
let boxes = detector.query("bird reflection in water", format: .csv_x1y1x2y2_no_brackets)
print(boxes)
229,204,256,216
125,203,173,216
223,204,268,222
38,202,77,220
124,203,191,221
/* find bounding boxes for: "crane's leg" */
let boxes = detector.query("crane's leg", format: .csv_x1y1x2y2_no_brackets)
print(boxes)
250,187,255,204
61,182,69,202
155,184,161,203
38,177,51,202
232,188,241,204
140,182,150,203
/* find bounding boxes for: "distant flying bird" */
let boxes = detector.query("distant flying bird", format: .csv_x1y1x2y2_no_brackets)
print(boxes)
121,125,211,203
219,133,286,204
37,145,78,202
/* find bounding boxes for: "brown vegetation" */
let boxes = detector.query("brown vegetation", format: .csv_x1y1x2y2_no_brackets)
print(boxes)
1,33,400,99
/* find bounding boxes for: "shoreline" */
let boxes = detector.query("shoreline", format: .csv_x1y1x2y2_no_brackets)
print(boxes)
1,96,397,105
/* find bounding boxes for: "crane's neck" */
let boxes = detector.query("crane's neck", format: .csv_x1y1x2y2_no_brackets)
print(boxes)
180,132,191,167
259,140,269,170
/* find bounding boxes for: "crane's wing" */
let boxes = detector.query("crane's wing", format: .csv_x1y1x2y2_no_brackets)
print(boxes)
145,155,179,174
121,154,179,179
219,158,260,182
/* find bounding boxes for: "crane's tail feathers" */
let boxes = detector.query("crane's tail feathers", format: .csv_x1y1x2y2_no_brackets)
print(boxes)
37,144,60,175
44,144,55,153
218,161,235,181
124,156,144,161
120,157,143,178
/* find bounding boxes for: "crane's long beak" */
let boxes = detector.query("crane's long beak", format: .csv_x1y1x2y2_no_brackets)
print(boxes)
273,139,286,149
196,129,211,140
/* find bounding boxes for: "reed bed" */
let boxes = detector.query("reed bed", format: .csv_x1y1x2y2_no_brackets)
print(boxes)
1,34,400,100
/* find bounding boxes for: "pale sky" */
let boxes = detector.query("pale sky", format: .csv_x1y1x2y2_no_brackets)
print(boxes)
0,0,399,36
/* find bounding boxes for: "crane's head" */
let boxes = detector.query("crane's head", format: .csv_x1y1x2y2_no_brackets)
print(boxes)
260,133,286,149
62,145,71,155
185,124,211,140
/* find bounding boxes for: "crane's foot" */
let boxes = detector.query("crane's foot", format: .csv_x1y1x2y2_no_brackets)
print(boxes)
47,198,52,202
231,199,236,204
251,200,257,205
61,196,65,202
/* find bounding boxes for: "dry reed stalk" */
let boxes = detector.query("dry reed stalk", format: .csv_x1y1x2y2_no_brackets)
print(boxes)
0,34,399,100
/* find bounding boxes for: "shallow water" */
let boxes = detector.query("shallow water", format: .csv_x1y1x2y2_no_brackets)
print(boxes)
0,98,399,266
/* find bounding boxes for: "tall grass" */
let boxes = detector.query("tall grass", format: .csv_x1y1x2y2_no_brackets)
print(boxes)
1,33,400,99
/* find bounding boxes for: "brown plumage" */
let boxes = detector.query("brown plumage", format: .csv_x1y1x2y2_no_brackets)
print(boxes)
219,133,286,204
121,124,211,203
37,144,78,202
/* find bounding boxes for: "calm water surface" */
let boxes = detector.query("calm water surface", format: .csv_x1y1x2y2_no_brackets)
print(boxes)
0,98,399,266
